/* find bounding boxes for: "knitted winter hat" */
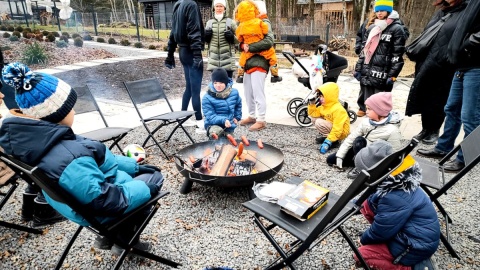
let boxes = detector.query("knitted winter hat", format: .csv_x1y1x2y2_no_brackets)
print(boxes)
211,68,229,86
374,0,393,13
355,140,393,172
1,62,77,123
213,0,227,8
365,92,392,117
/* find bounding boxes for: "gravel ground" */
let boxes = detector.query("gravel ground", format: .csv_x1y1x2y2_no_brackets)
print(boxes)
1,42,479,270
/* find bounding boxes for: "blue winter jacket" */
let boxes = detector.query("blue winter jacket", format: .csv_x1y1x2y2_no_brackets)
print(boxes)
361,163,440,266
0,116,151,226
202,79,242,133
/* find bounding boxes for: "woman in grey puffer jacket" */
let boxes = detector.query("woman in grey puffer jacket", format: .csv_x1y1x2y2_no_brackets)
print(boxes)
205,0,237,78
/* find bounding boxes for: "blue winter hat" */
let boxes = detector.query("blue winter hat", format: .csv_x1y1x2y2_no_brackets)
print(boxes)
374,0,393,13
1,62,77,123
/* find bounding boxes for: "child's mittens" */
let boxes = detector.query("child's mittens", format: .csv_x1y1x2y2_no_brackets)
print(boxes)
386,77,396,85
319,139,333,154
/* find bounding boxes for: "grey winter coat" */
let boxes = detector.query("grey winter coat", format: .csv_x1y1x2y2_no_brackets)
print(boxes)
205,15,237,71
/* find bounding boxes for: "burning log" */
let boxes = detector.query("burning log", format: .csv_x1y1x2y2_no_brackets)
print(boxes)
209,144,237,176
238,150,257,165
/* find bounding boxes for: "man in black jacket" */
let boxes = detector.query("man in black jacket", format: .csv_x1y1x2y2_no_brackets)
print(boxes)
165,0,206,134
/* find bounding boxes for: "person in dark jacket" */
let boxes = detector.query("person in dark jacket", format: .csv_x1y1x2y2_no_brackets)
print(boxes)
417,0,480,173
405,0,467,145
165,0,206,134
354,0,406,117
0,62,165,255
353,141,440,269
202,68,242,139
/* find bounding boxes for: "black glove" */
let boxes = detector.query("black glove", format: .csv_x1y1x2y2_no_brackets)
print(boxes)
205,29,213,43
192,50,203,70
224,29,235,44
138,164,161,175
165,54,175,69
146,183,160,197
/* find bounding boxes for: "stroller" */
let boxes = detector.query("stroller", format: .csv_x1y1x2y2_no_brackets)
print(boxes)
283,44,357,127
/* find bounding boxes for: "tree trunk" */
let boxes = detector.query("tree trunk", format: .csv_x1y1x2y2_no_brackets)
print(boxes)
342,0,348,36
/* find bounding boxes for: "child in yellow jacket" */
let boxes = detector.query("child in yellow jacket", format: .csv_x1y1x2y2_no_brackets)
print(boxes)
308,82,350,154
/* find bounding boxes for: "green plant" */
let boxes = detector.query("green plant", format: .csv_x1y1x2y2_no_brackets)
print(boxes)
56,40,68,48
96,37,105,43
83,34,92,41
21,42,48,65
59,35,68,42
61,32,70,38
72,33,80,39
42,30,49,36
134,42,143,48
7,26,14,32
0,25,7,31
12,31,21,38
73,37,83,47
108,37,117,44
52,32,60,37
120,39,130,46
24,27,32,33
46,33,56,42
15,26,23,32
148,44,156,50
3,32,11,38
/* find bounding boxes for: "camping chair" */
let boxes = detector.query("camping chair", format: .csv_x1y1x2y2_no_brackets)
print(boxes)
0,169,42,234
243,139,418,270
73,85,132,153
0,151,181,270
416,125,480,260
123,78,196,159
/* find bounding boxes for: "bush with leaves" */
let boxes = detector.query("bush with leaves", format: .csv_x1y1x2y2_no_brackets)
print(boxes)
52,32,60,37
59,35,68,43
73,37,83,47
42,30,49,36
108,37,117,44
9,35,19,42
7,26,14,32
61,32,70,38
15,26,23,32
46,33,56,42
148,44,156,50
24,27,32,33
71,33,80,39
21,42,48,65
83,34,93,41
120,39,130,46
34,34,44,42
96,37,105,43
0,25,7,31
12,31,21,38
134,42,143,48
3,32,11,38
22,30,30,38
56,40,68,48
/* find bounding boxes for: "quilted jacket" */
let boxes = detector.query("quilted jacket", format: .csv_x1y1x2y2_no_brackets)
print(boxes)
0,115,151,226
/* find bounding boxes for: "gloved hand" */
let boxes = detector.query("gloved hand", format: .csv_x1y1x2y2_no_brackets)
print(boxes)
336,157,343,169
192,50,203,70
205,28,213,43
353,71,361,81
165,54,175,69
138,164,161,175
319,139,333,154
224,29,235,44
386,77,396,86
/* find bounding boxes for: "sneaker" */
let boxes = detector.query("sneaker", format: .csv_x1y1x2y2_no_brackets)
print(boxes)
443,160,465,173
94,236,114,250
182,118,196,127
111,240,152,257
413,129,428,141
271,76,283,83
357,110,366,117
417,148,447,159
347,168,360,179
195,120,207,134
236,76,244,83
32,200,67,227
249,121,266,131
239,117,256,126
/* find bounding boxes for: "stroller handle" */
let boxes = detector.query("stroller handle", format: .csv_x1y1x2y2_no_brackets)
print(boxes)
282,51,310,77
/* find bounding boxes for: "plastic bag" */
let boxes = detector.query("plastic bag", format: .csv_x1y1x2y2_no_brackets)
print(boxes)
252,181,296,203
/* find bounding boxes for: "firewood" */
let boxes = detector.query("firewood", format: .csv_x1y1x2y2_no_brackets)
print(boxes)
239,150,258,165
209,144,237,176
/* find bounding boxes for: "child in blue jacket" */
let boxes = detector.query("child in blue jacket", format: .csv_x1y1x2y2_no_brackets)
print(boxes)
202,67,242,139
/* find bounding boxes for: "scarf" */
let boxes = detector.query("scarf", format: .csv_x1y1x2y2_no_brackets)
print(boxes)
376,155,422,197
363,11,399,64
369,112,392,126
208,84,232,99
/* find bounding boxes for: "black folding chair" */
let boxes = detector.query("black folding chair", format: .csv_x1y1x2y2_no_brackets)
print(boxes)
416,125,480,259
0,170,42,234
243,139,418,270
72,85,132,154
123,78,195,159
0,152,181,270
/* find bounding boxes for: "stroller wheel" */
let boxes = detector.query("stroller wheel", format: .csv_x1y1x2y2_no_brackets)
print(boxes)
295,105,313,127
348,110,357,124
287,98,304,117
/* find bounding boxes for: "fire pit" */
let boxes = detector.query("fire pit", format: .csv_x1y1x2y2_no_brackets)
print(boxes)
174,138,284,194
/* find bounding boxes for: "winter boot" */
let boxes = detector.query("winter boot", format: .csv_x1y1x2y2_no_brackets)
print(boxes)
236,67,244,83
21,184,38,221
270,65,283,83
33,197,66,227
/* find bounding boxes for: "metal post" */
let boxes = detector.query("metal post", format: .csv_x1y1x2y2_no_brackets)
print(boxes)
34,1,39,29
91,5,98,36
8,0,14,19
134,7,140,42
52,0,61,31
325,22,330,46
20,0,30,27
74,12,78,33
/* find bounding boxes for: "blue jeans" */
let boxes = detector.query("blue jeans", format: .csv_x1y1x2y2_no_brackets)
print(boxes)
435,69,480,163
179,47,204,120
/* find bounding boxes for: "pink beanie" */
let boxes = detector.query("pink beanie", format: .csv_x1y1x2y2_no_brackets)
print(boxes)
365,92,392,117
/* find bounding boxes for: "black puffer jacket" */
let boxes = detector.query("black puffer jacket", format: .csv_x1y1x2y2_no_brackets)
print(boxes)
355,14,406,91
405,2,467,116
167,0,205,51
355,20,410,55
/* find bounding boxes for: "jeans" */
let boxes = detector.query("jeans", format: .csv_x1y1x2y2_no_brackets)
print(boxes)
435,69,480,163
179,47,204,120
